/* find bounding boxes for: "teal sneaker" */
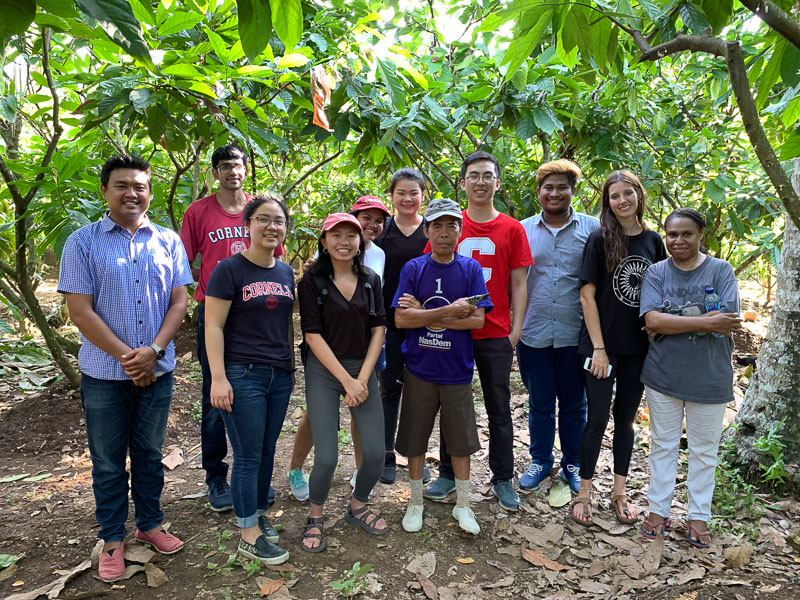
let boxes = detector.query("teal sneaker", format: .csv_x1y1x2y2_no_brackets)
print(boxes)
287,468,309,502
491,479,520,512
424,477,455,501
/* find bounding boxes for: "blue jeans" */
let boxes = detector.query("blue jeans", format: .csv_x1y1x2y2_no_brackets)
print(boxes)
220,363,292,529
516,343,586,469
81,372,173,542
196,302,229,485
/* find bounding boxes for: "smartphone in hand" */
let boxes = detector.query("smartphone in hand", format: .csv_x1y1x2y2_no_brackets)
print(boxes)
584,357,612,377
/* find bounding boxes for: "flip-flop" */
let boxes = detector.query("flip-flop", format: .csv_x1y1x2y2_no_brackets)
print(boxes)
611,494,638,525
640,515,671,540
345,504,390,536
570,491,593,527
300,516,327,553
685,517,710,549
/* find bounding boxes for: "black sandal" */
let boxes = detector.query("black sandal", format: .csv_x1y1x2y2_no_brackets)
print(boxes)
300,516,326,553
345,504,389,536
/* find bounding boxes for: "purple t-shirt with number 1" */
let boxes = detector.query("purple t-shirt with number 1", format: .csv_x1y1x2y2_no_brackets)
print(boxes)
392,253,492,385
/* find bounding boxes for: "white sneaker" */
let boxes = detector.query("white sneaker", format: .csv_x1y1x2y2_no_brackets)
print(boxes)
403,503,424,532
452,505,480,535
349,470,374,498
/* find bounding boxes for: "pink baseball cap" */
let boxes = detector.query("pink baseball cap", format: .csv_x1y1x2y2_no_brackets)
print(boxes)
321,212,363,233
350,195,391,217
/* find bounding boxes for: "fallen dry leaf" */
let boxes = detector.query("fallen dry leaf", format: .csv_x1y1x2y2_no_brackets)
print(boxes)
580,581,611,594
270,586,292,600
417,573,438,600
266,562,295,572
725,545,753,568
291,406,305,419
521,546,570,571
256,577,285,596
587,559,606,577
437,587,458,600
144,563,168,588
161,447,184,470
641,532,664,573
406,552,436,578
125,545,156,564
483,575,514,589
0,564,18,583
5,559,91,600
456,557,474,564
672,567,706,585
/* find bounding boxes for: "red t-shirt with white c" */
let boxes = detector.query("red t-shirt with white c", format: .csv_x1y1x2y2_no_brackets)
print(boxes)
426,210,533,339
180,193,284,302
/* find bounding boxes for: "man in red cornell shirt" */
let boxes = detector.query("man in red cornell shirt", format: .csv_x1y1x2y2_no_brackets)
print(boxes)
180,145,283,512
424,151,533,511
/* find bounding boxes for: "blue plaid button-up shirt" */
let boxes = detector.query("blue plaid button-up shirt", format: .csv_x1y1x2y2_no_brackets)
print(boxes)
519,208,600,348
58,213,193,380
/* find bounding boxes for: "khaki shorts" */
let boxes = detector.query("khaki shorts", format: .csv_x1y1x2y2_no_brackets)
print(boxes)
395,368,480,458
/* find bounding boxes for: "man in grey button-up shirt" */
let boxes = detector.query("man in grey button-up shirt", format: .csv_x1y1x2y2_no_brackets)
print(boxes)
515,159,599,495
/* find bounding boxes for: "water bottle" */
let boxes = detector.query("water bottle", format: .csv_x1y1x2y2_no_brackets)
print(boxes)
704,286,724,338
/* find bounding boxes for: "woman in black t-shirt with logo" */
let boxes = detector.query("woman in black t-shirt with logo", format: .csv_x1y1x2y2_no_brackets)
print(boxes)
205,194,295,565
572,170,667,527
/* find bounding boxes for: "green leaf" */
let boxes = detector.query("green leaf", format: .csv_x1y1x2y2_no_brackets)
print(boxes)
461,85,493,103
207,28,230,63
548,479,571,507
728,210,745,237
162,63,203,78
0,554,22,569
780,44,800,88
0,95,18,122
515,113,536,139
237,0,271,63
270,0,302,51
23,473,53,482
376,58,406,110
757,39,787,109
37,0,80,19
701,0,732,35
679,2,710,35
0,0,36,52
277,53,309,69
0,318,13,334
533,106,561,135
503,6,552,82
782,96,800,128
74,0,154,69
779,130,800,160
158,12,203,36
705,180,725,204
0,474,29,483
129,88,153,111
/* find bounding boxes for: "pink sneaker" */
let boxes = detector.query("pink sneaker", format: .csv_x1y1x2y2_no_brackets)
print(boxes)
98,542,125,582
135,529,184,554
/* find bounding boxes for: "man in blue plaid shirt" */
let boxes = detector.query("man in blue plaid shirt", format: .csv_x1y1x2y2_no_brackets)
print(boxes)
58,155,193,582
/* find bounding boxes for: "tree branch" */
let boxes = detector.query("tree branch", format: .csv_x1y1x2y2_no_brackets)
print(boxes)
739,0,800,52
398,132,458,198
283,148,344,198
166,140,205,231
726,41,800,230
637,33,729,62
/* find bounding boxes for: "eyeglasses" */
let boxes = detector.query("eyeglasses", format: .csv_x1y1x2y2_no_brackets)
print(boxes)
216,162,245,173
253,216,287,228
465,173,497,183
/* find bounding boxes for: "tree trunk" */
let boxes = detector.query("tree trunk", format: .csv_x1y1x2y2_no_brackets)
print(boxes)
730,159,800,489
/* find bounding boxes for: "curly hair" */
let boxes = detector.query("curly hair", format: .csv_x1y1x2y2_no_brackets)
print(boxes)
600,170,646,272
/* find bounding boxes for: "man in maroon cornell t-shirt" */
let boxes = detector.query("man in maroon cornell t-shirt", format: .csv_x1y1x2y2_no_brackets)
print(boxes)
180,145,283,512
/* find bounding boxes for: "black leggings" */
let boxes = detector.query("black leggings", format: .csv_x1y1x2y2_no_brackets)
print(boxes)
579,353,646,480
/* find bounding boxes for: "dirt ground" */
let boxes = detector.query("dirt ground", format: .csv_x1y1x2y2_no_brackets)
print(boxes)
1,305,799,600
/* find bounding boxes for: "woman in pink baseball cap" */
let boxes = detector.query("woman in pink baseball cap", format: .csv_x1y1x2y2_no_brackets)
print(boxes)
296,213,388,552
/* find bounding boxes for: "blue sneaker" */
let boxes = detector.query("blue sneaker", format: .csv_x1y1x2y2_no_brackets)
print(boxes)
268,485,276,506
422,464,431,484
491,479,520,511
560,464,581,494
208,479,233,512
287,468,309,502
519,462,549,490
424,477,455,501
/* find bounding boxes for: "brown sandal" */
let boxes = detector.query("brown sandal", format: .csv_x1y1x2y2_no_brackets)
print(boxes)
611,494,637,524
300,516,326,553
571,489,593,527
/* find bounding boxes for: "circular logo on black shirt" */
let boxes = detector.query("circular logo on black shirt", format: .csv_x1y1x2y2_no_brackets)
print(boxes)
612,255,652,307
265,295,279,309
231,240,247,254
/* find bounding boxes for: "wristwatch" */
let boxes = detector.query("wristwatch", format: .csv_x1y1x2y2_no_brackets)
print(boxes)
150,343,166,360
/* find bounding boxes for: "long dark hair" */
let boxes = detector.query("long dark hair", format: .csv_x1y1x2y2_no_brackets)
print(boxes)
308,226,367,282
600,170,646,272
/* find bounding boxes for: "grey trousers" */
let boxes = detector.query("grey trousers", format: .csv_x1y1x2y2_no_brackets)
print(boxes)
304,353,385,505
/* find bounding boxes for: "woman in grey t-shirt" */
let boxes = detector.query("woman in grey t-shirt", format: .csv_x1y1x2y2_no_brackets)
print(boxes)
638,208,742,549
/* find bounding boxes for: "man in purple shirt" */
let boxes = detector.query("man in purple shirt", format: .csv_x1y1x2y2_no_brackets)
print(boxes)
58,155,193,582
